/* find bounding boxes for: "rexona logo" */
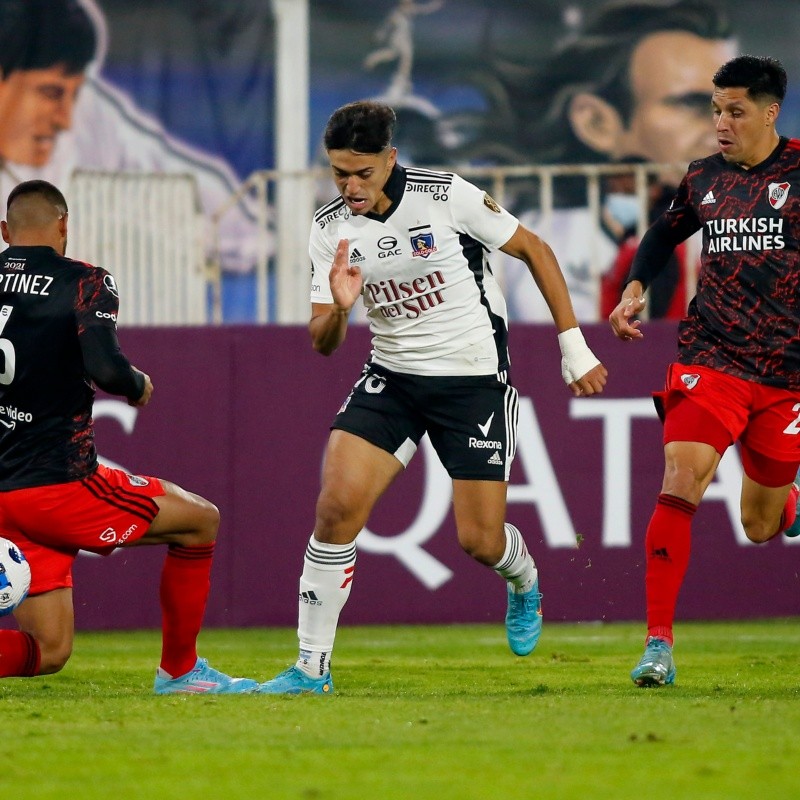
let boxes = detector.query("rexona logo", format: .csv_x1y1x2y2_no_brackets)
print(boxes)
468,437,502,449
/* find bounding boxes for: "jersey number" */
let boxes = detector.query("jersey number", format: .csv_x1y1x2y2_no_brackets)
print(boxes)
0,305,16,385
784,403,800,436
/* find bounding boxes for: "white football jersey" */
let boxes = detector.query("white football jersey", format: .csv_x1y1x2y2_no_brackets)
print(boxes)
310,165,519,376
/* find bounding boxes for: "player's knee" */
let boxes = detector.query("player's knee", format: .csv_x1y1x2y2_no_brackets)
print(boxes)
194,498,220,544
315,494,363,539
458,527,503,566
740,515,774,544
37,637,73,675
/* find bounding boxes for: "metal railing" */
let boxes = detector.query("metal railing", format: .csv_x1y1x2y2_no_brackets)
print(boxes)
209,161,695,325
69,170,208,326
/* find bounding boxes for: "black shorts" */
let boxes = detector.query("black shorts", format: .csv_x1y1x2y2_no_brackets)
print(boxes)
332,362,519,481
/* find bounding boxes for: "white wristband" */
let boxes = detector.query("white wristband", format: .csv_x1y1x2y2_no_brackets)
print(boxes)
557,327,601,386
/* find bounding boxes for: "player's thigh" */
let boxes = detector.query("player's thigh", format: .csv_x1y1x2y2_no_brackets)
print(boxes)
316,430,405,537
452,478,508,559
0,465,165,555
425,374,519,482
740,385,800,481
136,479,220,545
662,440,721,502
332,362,427,468
740,470,794,524
14,588,75,663
658,364,748,451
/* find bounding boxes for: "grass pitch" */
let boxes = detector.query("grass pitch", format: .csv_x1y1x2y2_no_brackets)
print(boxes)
4,620,800,799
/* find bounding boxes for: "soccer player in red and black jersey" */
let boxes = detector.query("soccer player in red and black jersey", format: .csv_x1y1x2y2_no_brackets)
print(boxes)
610,56,800,687
0,180,257,694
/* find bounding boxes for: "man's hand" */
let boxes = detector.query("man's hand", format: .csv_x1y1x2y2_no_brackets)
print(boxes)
329,238,362,313
131,370,153,407
558,328,608,396
569,363,608,397
609,293,646,341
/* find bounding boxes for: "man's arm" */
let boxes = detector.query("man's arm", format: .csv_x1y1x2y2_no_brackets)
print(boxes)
608,215,687,341
79,326,152,406
500,224,606,396
309,239,361,356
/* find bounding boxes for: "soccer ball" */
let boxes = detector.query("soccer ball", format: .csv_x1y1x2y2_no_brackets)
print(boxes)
0,538,31,616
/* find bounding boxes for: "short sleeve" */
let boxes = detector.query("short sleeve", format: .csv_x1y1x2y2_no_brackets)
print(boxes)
448,174,520,249
309,218,337,305
75,267,120,335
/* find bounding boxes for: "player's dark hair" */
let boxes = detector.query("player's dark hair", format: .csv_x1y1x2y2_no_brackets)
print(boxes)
324,101,396,153
7,180,68,216
0,0,97,78
713,55,787,104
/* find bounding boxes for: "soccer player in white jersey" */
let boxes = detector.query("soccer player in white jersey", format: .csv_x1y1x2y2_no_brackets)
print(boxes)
258,101,608,694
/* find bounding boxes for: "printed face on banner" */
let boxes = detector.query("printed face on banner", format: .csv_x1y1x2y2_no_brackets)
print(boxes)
0,67,85,167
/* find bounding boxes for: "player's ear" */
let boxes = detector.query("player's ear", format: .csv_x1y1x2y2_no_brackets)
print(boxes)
58,213,68,237
766,101,780,126
568,92,626,157
0,220,9,245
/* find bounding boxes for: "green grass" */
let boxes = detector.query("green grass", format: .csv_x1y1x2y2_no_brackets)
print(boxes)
4,620,800,799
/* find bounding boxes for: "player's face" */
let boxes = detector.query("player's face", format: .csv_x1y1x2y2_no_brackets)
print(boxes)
327,147,397,216
619,32,737,166
0,65,85,167
712,86,780,168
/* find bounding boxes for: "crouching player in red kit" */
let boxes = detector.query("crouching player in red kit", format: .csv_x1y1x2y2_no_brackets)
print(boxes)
610,56,800,687
0,180,257,694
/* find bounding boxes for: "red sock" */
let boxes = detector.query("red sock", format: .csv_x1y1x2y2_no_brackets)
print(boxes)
159,543,214,678
779,484,798,532
0,630,41,677
644,493,697,647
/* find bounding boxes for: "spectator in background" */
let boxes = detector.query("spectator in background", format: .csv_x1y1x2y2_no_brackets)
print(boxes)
445,0,735,322
0,0,259,278
599,165,688,320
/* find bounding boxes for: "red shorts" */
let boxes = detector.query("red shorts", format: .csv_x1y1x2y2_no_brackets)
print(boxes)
655,364,800,486
0,464,165,595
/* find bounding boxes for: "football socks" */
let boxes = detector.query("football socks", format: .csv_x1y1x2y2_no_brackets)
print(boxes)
493,523,538,595
295,536,356,678
644,494,697,646
0,630,40,677
158,543,214,679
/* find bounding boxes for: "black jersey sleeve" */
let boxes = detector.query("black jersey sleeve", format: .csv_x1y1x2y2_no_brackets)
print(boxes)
79,325,145,401
626,216,686,290
627,172,702,291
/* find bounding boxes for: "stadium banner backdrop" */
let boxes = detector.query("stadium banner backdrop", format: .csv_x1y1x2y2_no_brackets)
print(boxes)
30,322,798,631
97,0,800,181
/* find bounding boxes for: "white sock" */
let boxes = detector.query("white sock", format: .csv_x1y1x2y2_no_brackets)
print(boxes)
493,523,538,594
295,535,357,677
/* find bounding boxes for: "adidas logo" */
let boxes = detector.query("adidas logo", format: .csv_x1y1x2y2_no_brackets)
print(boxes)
701,190,716,205
299,590,322,605
487,451,503,465
350,248,366,263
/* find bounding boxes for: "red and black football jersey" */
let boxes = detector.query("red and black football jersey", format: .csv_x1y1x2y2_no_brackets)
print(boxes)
658,137,800,390
0,245,133,489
